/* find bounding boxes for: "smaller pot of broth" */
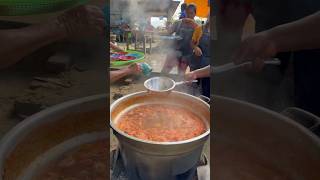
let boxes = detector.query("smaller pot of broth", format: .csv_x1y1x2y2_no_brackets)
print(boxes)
110,91,210,180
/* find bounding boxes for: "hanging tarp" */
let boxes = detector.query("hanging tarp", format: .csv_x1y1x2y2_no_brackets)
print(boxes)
185,0,210,18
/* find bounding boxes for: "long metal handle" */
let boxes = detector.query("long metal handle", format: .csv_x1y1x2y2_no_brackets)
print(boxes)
175,80,198,86
198,95,210,104
242,58,281,65
212,58,281,74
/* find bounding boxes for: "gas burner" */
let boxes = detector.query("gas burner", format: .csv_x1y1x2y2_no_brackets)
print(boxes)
110,148,210,180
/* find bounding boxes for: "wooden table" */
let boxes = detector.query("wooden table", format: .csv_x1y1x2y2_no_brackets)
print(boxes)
143,31,153,54
131,30,153,54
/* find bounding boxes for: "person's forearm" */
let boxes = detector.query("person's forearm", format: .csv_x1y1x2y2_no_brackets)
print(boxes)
0,20,66,69
215,2,250,62
266,11,320,53
110,68,131,83
167,22,176,35
193,65,210,78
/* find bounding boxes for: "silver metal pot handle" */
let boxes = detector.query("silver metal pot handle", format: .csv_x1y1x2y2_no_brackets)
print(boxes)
199,95,210,104
282,107,320,137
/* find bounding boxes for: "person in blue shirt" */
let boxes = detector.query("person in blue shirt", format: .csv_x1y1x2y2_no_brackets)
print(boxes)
179,3,187,19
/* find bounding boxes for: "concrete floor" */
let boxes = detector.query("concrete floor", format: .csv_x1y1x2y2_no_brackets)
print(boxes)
0,39,106,138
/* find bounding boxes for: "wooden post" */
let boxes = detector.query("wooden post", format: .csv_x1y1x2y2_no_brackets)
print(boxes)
149,35,152,54
134,31,138,50
126,31,130,50
143,34,146,54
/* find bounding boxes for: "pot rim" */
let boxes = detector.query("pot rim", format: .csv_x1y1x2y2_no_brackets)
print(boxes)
214,95,320,146
110,91,211,145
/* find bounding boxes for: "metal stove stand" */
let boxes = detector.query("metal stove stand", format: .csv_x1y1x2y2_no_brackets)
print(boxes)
110,148,210,180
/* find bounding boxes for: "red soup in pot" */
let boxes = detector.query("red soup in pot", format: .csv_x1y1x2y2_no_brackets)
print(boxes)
116,104,207,142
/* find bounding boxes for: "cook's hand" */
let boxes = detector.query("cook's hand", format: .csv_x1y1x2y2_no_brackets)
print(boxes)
127,63,142,75
233,32,278,72
185,71,197,82
194,46,203,57
56,5,106,37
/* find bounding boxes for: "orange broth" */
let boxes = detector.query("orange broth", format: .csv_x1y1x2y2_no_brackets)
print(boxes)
116,104,207,142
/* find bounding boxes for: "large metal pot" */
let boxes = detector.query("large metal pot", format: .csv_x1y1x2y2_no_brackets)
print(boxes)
110,91,210,180
0,94,107,180
213,95,320,180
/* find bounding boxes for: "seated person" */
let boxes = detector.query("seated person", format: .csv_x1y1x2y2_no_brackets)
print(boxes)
145,17,155,32
110,63,141,83
110,42,124,52
110,41,142,83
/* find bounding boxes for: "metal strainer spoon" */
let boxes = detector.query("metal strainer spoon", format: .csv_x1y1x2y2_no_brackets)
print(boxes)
144,77,197,93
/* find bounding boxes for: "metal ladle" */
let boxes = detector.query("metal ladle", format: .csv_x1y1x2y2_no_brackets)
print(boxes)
144,77,198,93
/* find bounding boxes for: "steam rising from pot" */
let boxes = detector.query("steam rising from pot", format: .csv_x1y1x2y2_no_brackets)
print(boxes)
110,0,204,96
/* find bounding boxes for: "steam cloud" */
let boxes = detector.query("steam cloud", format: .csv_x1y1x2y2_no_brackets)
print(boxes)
123,0,171,24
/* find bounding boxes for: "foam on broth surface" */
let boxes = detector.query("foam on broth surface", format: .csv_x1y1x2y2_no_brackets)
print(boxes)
115,104,207,142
